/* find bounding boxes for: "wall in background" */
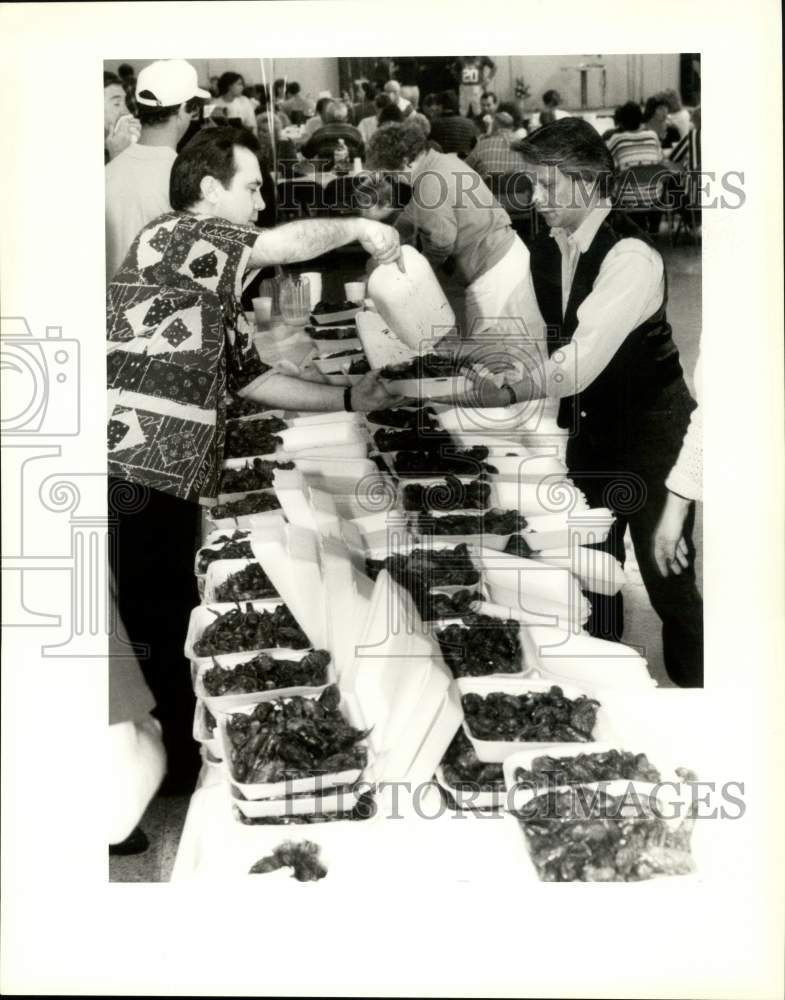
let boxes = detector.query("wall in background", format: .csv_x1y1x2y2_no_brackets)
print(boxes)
491,53,682,111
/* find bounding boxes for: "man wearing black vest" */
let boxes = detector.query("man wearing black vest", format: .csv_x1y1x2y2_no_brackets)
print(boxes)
475,118,703,687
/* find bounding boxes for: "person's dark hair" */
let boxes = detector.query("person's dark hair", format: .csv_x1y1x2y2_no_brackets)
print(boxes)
359,80,376,100
315,96,333,118
643,95,669,121
217,72,243,97
542,89,561,108
482,91,497,104
137,101,183,127
496,101,522,129
514,117,616,198
365,120,428,170
104,71,122,89
170,126,261,211
374,93,392,112
285,81,301,97
273,78,285,98
439,90,459,114
117,63,135,81
616,100,643,131
378,103,404,126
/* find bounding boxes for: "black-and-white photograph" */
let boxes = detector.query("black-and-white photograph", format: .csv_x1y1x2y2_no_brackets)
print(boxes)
103,51,706,882
2,4,783,997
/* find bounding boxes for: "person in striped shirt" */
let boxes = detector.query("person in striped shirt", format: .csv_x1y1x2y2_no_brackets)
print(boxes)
465,112,528,177
605,101,663,170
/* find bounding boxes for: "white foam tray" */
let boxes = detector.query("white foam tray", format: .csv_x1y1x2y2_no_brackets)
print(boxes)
457,675,617,763
193,646,335,713
203,558,278,605
206,490,284,531
216,690,369,799
434,765,507,812
193,699,223,761
233,782,366,819
184,598,289,662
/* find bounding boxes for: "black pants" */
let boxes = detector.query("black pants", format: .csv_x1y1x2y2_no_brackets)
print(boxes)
566,379,704,687
108,477,202,791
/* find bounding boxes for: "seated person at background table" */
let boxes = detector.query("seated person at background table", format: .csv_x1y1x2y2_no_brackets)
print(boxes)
105,59,208,282
383,79,412,115
301,100,365,162
352,80,378,124
421,92,441,123
605,100,663,170
302,96,335,141
601,105,624,142
428,89,479,157
106,127,402,791
472,90,499,135
212,71,257,134
660,88,692,140
364,120,540,334
358,93,393,145
466,111,528,177
643,94,680,151
528,89,571,130
280,80,313,123
104,71,141,162
471,118,703,688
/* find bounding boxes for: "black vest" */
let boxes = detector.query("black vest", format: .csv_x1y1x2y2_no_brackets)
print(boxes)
529,212,682,440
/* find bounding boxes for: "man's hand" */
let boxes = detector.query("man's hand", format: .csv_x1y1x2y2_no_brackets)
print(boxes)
356,219,402,266
349,371,400,412
653,490,692,576
106,114,141,159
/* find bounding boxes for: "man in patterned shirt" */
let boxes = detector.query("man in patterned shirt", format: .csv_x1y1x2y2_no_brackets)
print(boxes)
107,126,401,791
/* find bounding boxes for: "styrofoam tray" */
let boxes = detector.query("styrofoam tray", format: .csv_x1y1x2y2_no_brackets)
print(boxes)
216,691,370,799
434,764,507,811
507,779,700,883
184,598,288,662
523,509,615,552
193,699,223,761
206,490,284,531
457,675,617,763
432,611,537,678
398,475,499,513
233,782,366,819
193,646,335,713
203,558,278,605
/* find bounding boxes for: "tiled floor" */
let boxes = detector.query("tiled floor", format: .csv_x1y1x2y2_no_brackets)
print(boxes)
110,232,702,882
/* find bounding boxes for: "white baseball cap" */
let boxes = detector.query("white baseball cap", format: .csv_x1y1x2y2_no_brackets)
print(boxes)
136,59,210,107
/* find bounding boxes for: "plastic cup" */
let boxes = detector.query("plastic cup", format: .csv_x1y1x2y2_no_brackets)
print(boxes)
252,296,273,328
301,272,322,309
344,281,366,304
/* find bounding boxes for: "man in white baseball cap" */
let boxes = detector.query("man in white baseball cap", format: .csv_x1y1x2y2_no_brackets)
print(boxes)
106,60,210,280
135,58,211,108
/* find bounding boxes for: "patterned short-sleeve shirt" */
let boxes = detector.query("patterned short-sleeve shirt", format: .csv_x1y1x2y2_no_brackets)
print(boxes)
106,212,271,503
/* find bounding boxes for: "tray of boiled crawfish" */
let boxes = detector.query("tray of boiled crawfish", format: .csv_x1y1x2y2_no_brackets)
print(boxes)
436,613,526,678
188,601,310,659
205,560,278,603
208,490,282,522
400,474,492,512
434,730,507,811
510,781,698,882
196,649,333,710
224,414,288,459
220,684,371,798
196,530,253,575
218,458,294,494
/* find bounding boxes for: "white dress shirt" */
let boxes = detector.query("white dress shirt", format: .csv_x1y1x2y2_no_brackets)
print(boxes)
543,205,665,398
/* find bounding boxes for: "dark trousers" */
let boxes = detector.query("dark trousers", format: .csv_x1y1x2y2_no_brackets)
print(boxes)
108,477,202,791
566,379,704,687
